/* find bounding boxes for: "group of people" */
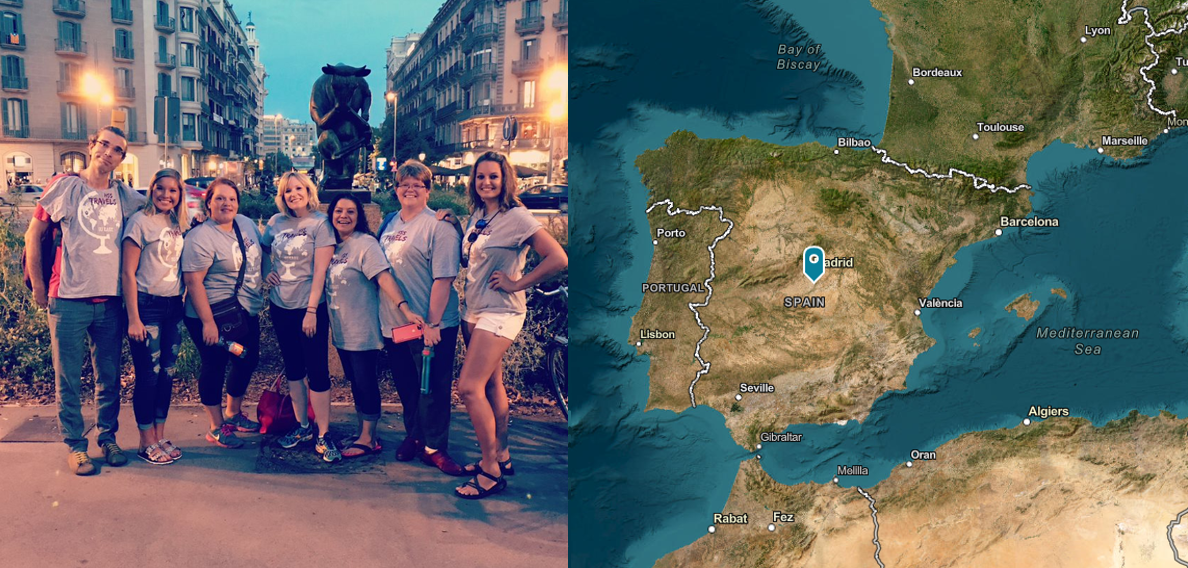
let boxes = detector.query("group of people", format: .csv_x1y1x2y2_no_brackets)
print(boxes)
23,126,567,500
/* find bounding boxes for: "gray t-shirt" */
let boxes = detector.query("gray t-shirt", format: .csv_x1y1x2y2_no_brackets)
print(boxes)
462,206,542,316
378,207,461,337
261,211,336,309
181,216,265,317
122,210,184,297
326,234,391,351
38,175,146,299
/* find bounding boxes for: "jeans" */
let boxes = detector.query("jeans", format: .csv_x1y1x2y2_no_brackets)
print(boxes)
384,326,458,450
338,348,381,421
47,297,124,453
183,316,260,407
128,293,183,429
270,302,330,392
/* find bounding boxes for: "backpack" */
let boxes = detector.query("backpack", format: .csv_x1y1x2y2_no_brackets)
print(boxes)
21,173,76,291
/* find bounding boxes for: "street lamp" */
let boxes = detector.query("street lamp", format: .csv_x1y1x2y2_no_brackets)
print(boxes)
81,71,113,129
541,64,568,184
386,91,397,164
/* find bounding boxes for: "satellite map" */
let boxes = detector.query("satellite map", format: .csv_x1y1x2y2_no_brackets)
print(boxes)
571,0,1188,566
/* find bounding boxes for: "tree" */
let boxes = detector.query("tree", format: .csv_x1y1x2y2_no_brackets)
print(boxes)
273,150,293,173
374,111,441,166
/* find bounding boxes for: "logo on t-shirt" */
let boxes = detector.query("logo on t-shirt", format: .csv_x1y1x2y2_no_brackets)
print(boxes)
155,226,184,282
77,190,120,255
382,230,409,266
327,252,350,310
275,229,311,281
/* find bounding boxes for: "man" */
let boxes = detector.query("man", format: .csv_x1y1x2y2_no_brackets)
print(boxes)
25,126,146,476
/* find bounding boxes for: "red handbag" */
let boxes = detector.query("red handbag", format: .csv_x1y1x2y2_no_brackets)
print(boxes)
257,374,317,434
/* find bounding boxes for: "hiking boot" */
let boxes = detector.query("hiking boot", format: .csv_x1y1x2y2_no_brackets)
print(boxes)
69,451,97,476
206,423,245,449
316,436,342,463
223,412,260,433
101,442,129,467
277,423,315,449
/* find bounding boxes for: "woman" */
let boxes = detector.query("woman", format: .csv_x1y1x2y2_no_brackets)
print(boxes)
323,193,423,457
121,168,187,465
263,172,338,462
377,160,466,476
181,177,265,448
455,151,567,499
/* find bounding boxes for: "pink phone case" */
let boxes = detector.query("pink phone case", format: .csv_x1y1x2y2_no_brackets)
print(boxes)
391,323,424,343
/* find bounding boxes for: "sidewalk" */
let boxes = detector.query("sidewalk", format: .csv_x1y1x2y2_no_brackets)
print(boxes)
0,404,568,568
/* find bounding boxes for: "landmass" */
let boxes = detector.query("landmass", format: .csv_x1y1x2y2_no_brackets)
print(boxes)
968,327,981,339
1005,293,1041,321
659,412,1188,567
1052,287,1069,299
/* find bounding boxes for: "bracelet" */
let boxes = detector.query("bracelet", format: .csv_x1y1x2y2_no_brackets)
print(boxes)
426,322,441,329
397,300,408,309
305,307,316,313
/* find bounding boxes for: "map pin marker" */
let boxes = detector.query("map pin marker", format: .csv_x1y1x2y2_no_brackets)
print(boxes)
803,246,825,283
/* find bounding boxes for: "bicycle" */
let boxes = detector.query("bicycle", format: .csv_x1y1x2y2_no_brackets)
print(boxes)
536,284,568,419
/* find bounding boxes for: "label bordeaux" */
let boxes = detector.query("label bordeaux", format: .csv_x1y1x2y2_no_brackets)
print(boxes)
837,465,869,476
761,432,803,442
1027,405,1070,418
714,513,748,524
912,67,963,77
918,297,963,308
642,283,705,293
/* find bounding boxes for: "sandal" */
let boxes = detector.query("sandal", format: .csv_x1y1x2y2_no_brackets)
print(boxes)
158,439,182,460
342,438,383,458
454,466,507,500
463,458,515,476
137,444,174,466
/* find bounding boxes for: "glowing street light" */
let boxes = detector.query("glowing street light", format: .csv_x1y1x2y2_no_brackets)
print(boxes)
542,64,568,185
386,91,398,164
81,71,114,128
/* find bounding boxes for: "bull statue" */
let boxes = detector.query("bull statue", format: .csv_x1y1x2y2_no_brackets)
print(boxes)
310,63,374,189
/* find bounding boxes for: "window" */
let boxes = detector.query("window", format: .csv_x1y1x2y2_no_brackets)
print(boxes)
158,35,167,59
558,34,567,53
157,72,171,96
182,113,195,141
523,0,540,18
2,97,27,136
156,1,169,20
61,151,85,173
115,28,133,58
181,42,194,66
179,7,193,32
181,76,194,101
2,12,21,36
60,62,80,86
115,67,132,89
522,38,538,61
6,151,32,184
62,102,84,137
2,54,22,88
521,80,536,108
58,21,82,50
117,106,135,138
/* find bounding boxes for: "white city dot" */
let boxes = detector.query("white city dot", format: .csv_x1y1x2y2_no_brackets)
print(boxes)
995,228,1003,236
833,476,839,484
735,394,742,401
972,133,980,140
908,79,915,85
914,309,922,316
653,240,658,245
833,149,840,155
906,461,913,468
1023,418,1032,426
1080,36,1087,43
756,454,762,460
1097,147,1105,154
767,523,776,532
708,525,716,534
756,443,763,450
635,341,641,346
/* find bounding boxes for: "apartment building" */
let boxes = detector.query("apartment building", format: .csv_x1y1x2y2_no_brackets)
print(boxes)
259,113,315,160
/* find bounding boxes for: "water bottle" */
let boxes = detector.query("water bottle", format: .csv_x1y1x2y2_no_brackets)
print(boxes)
217,337,246,358
420,345,434,394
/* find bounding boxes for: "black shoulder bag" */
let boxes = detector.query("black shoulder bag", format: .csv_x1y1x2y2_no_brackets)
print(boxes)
208,221,250,339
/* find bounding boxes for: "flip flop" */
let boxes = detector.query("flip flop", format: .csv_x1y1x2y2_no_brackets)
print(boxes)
454,468,507,500
342,441,382,458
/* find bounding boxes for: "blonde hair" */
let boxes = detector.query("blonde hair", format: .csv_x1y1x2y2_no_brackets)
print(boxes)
275,171,320,217
143,168,188,229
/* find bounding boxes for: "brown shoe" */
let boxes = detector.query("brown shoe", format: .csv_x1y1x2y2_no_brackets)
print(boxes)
394,437,424,462
420,449,467,476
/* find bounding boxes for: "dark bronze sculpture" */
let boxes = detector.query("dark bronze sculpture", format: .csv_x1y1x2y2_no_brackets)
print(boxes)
310,63,373,189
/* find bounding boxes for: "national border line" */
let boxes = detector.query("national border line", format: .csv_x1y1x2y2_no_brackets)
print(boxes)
644,200,735,408
1118,0,1188,120
856,487,886,568
1167,506,1188,566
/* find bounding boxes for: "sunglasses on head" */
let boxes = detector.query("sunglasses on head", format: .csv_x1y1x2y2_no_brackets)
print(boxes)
461,217,494,268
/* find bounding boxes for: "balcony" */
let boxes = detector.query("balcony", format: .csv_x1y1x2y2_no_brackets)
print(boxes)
516,15,544,35
460,63,496,87
3,124,27,138
553,11,567,29
53,0,85,18
125,130,147,143
62,126,87,141
460,0,475,22
115,84,135,100
156,52,176,69
1,33,25,51
112,45,134,61
512,58,544,76
463,23,498,51
0,1,22,7
57,80,80,95
1,75,26,91
112,5,133,24
56,39,88,57
155,14,176,33
435,102,459,121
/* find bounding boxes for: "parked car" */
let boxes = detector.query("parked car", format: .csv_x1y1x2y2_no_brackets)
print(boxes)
1,184,43,206
185,177,216,191
185,184,204,218
518,183,568,212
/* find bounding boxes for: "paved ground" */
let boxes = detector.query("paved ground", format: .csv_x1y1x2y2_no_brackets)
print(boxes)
0,404,567,567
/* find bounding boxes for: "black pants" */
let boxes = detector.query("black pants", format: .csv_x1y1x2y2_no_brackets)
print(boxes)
339,348,381,421
270,302,330,392
384,326,458,450
184,315,260,407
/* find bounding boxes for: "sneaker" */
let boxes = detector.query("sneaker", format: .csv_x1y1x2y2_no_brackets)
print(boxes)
316,436,342,463
206,423,245,449
68,451,97,476
101,442,129,467
277,423,315,449
223,412,261,433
